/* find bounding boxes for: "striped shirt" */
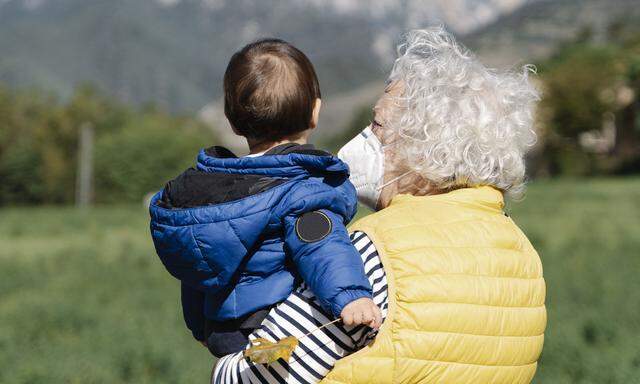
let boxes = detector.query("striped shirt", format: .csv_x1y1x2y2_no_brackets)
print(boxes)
212,231,388,384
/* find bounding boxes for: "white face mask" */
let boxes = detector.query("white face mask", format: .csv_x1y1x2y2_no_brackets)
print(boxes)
338,125,412,210
337,126,384,210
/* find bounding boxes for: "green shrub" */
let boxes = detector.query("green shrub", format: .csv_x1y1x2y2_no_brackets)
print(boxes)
95,115,211,203
0,85,215,205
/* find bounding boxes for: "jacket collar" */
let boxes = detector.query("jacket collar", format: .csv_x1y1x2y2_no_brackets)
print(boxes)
196,145,349,178
391,186,505,211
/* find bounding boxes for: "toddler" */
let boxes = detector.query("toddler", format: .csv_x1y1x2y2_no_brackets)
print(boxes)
149,39,381,357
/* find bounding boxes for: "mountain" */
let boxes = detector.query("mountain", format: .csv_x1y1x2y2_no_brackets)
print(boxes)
9,0,637,150
463,0,640,67
0,0,529,114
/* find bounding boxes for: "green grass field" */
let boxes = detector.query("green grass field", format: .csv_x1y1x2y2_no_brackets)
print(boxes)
1,178,639,384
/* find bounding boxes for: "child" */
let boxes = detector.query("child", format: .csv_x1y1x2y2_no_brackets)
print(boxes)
149,39,381,357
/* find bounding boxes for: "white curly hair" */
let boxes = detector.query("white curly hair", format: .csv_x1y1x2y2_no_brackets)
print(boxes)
386,27,539,198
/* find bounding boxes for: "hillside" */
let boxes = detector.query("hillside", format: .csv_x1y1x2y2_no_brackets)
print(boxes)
0,0,528,112
463,0,640,67
3,0,639,149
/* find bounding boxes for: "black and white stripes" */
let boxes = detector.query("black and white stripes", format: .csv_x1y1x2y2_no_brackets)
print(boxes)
212,231,388,384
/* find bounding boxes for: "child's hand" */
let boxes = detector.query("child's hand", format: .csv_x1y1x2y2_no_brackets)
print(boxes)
340,297,382,330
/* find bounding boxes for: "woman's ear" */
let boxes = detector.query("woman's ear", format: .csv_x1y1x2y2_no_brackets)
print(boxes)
310,98,322,129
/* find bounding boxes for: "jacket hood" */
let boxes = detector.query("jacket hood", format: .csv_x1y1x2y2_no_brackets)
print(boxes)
150,145,353,227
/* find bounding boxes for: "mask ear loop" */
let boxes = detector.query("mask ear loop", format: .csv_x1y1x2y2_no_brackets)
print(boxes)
376,170,415,191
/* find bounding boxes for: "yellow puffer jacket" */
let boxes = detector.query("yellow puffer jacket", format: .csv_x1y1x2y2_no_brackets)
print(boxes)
321,186,546,384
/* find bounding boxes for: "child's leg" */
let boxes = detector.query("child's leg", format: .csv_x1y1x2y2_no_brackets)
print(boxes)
211,231,388,384
205,308,273,357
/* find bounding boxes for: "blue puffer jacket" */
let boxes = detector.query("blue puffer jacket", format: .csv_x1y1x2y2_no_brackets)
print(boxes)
149,146,372,341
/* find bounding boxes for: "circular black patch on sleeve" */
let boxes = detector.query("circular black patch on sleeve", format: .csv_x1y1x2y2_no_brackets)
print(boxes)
295,211,332,243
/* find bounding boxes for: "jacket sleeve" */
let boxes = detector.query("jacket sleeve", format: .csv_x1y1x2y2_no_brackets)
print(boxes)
180,282,206,341
283,209,372,317
280,182,372,318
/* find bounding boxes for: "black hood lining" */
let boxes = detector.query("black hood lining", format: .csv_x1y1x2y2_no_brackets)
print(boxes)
157,168,287,209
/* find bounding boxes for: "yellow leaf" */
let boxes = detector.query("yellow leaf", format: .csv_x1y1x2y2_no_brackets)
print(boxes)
243,336,299,364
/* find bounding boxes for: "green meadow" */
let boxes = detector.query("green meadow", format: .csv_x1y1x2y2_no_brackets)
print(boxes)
1,178,639,384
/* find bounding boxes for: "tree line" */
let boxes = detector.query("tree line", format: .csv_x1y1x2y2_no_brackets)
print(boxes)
532,23,640,176
0,85,214,205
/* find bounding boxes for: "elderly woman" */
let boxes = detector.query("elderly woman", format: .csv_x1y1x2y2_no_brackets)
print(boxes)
213,27,545,384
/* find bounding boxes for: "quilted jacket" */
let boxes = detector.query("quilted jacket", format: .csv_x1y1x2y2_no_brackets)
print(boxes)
149,146,372,340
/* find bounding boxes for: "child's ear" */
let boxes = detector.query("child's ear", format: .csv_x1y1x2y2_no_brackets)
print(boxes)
310,98,322,129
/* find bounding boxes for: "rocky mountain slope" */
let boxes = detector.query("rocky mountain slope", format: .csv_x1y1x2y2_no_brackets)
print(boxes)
0,0,529,112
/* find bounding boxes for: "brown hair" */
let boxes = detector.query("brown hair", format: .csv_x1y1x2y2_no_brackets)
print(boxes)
223,38,321,142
